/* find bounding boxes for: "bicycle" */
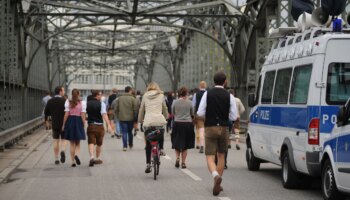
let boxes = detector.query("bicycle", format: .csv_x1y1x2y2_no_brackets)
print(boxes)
146,128,164,180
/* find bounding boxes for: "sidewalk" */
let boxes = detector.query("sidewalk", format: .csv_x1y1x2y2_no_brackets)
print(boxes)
0,128,49,183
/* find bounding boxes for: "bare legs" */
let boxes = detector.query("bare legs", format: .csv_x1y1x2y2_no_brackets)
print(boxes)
70,141,80,164
175,149,188,168
53,139,67,160
88,144,94,159
195,128,200,147
53,139,60,159
89,144,102,159
181,150,187,164
175,150,180,160
206,153,225,176
199,128,205,147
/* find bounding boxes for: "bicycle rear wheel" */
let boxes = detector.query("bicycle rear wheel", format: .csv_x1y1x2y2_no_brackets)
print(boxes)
157,157,160,175
153,155,158,180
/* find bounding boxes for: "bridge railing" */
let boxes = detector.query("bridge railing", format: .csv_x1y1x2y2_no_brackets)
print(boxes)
0,117,43,150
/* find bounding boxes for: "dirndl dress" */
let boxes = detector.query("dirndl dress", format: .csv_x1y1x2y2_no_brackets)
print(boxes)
64,101,86,141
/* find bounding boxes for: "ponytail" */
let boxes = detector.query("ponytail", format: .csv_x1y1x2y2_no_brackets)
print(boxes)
69,88,80,108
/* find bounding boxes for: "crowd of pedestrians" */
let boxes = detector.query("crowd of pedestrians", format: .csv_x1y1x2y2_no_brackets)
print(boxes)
43,71,245,197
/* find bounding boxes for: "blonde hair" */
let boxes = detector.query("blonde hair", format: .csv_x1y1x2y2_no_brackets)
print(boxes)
146,82,163,93
199,81,207,89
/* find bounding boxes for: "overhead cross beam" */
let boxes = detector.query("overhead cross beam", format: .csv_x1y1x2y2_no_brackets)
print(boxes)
22,0,246,90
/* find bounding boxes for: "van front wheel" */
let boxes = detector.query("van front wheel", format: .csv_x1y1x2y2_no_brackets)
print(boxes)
246,142,260,171
321,159,344,200
281,150,299,189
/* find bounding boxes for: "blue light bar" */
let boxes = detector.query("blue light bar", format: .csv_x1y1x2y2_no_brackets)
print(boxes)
332,18,342,32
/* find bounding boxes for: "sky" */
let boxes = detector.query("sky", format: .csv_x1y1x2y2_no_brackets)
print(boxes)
229,0,246,6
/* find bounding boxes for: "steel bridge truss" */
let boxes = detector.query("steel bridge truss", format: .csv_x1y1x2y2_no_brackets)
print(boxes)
20,0,245,89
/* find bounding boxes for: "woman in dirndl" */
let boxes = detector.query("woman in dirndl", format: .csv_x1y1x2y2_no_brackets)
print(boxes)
62,88,86,167
171,86,195,169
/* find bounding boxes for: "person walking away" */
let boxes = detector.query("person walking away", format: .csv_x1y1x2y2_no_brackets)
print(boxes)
87,90,95,102
42,91,52,130
165,92,174,133
134,90,142,136
232,89,245,150
114,86,138,151
192,81,207,153
86,90,113,167
197,71,238,196
172,87,195,169
62,89,87,167
111,96,122,139
192,88,200,148
44,86,67,165
138,82,168,173
107,88,118,138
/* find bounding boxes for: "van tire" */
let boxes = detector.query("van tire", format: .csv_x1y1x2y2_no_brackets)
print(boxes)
321,159,345,200
281,150,300,189
246,141,260,171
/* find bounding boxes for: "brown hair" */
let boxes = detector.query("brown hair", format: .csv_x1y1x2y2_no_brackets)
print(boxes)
92,90,101,98
69,88,80,108
214,71,227,85
178,86,188,97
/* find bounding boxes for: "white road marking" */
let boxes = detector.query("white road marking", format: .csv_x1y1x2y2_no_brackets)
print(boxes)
136,134,143,140
134,137,203,182
218,197,232,200
180,169,202,181
163,155,172,160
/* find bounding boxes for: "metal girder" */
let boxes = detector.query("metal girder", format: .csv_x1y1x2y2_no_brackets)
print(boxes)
21,0,246,91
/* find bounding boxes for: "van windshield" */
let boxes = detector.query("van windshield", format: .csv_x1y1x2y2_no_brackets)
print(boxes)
327,63,350,105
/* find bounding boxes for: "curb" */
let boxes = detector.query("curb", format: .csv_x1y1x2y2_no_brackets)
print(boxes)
0,131,49,184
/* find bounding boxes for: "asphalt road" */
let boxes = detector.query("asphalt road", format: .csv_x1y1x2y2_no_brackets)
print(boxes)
0,130,338,200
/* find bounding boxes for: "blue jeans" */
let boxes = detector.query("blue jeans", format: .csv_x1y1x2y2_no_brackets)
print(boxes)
120,121,134,148
114,119,121,136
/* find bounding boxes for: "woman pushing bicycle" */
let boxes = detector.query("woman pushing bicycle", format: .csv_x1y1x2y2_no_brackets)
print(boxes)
138,82,168,174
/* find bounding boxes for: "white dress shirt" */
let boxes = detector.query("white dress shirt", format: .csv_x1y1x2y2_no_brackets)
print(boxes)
196,86,238,122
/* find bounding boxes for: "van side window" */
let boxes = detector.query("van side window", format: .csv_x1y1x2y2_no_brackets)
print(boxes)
296,35,302,43
273,68,292,104
287,38,294,46
314,30,324,38
281,40,286,47
261,71,276,104
290,65,312,104
326,63,350,105
304,32,311,40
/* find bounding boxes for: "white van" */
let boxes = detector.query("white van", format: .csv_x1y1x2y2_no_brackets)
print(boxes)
246,26,350,192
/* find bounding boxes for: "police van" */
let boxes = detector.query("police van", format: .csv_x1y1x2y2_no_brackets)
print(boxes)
321,99,350,200
246,12,350,197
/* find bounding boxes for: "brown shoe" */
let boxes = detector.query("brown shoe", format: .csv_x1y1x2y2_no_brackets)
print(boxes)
213,175,222,196
94,159,103,165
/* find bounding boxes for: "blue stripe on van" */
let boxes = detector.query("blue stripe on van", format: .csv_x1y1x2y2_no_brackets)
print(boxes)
249,106,340,133
324,133,350,163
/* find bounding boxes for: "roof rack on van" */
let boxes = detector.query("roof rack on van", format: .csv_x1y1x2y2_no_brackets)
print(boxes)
270,26,350,40
269,27,299,39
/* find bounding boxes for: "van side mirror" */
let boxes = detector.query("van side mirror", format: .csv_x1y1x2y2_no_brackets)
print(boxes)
337,106,345,127
337,98,350,127
248,93,256,107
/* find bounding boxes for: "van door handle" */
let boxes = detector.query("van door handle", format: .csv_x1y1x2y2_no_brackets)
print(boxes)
296,131,300,136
